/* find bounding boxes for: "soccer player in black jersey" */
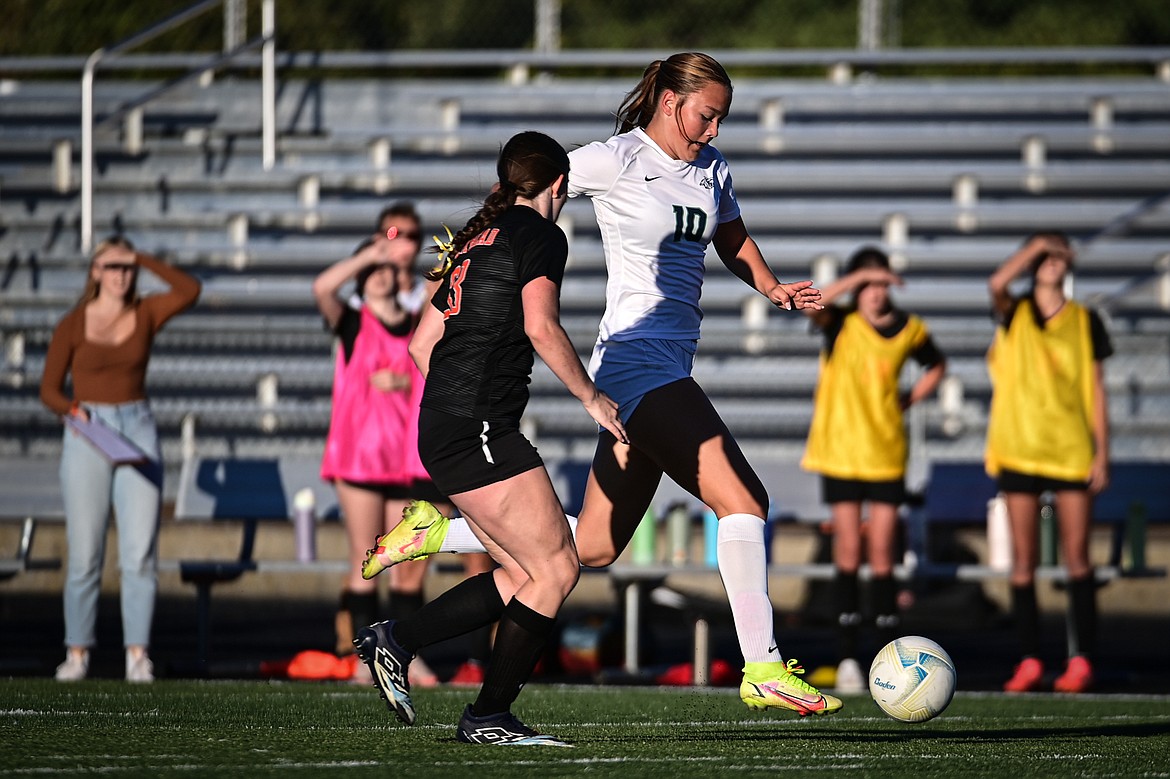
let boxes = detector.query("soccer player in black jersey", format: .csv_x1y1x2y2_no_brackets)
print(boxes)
354,131,625,746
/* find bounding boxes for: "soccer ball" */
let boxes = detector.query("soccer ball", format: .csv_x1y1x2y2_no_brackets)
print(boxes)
868,635,956,723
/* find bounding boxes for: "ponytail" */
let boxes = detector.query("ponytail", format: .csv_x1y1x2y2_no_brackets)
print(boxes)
615,60,662,135
425,131,568,281
614,52,733,135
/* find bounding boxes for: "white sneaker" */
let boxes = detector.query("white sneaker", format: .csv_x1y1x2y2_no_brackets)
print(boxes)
55,651,89,682
835,658,866,695
126,651,155,683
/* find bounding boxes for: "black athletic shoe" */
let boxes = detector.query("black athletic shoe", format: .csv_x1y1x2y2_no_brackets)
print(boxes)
455,704,572,747
353,620,416,725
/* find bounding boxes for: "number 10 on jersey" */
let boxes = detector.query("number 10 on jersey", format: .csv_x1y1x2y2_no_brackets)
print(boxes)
672,205,707,243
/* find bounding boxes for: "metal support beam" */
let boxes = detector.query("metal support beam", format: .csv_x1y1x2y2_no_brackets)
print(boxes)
261,0,276,170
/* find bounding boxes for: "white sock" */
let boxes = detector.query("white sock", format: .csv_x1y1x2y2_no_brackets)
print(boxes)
441,516,486,553
717,513,783,665
440,515,578,553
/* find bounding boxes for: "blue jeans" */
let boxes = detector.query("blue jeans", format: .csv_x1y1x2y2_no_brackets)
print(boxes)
59,401,162,649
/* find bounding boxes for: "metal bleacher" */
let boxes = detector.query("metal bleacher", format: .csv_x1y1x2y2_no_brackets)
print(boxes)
3,49,1170,500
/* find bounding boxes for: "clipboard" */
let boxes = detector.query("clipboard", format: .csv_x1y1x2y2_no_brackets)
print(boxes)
65,414,150,464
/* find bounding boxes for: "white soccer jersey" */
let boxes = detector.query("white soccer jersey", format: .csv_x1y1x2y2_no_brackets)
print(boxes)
568,127,741,343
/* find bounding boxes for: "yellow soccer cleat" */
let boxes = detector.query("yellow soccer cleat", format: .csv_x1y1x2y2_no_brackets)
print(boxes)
740,659,845,716
361,500,451,580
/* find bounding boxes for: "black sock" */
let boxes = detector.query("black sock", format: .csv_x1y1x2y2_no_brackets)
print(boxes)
834,570,861,662
391,572,504,655
467,623,493,666
340,590,378,647
387,590,425,623
1067,575,1097,659
870,574,900,647
472,598,556,717
1011,583,1040,659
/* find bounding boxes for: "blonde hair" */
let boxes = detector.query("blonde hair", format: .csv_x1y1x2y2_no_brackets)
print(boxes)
614,52,733,135
77,236,139,308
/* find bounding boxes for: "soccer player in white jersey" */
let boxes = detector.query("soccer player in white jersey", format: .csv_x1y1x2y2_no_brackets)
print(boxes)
365,52,841,717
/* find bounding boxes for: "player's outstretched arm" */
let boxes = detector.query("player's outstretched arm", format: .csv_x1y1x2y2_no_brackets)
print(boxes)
713,217,822,311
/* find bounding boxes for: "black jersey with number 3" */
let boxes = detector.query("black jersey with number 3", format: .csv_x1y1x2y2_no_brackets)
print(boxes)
421,205,568,421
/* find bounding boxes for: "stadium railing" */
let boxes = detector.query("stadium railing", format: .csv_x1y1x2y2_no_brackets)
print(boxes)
4,45,1168,78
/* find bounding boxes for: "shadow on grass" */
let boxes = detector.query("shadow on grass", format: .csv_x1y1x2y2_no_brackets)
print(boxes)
587,719,1170,746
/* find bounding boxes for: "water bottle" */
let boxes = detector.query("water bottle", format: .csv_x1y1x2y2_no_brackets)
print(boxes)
986,493,1011,571
666,503,690,566
702,508,719,567
292,487,317,563
631,506,657,565
1126,500,1147,571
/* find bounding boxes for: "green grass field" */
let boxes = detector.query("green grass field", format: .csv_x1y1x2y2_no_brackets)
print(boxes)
2,679,1168,778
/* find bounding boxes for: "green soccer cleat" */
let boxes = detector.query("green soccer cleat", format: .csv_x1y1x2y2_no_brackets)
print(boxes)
740,659,844,717
361,500,451,579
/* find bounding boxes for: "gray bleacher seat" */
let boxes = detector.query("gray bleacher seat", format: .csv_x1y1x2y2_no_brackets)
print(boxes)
3,68,1169,473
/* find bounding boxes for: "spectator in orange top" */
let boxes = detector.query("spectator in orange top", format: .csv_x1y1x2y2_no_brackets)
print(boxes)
40,237,200,682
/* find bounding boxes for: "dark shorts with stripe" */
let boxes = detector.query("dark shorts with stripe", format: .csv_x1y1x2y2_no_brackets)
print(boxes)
997,467,1089,495
417,407,544,496
340,478,447,504
821,475,906,505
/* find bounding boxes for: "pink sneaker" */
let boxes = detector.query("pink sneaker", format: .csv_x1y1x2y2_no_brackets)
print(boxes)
1004,657,1045,693
1053,656,1094,693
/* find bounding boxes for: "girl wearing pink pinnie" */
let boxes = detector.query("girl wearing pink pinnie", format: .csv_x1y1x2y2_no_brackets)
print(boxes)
314,224,451,686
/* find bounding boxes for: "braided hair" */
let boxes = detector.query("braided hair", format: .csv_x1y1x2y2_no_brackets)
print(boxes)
426,131,569,280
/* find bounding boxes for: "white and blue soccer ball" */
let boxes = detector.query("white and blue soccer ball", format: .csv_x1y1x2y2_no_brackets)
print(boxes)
868,635,956,723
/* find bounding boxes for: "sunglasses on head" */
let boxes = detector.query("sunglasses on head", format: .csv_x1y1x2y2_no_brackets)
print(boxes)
100,263,136,273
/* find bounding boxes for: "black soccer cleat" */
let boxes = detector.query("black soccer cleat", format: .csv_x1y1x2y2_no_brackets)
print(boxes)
456,704,572,747
353,620,416,726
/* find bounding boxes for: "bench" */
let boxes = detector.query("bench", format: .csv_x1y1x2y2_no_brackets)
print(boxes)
918,460,1169,576
0,457,65,581
169,454,340,671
